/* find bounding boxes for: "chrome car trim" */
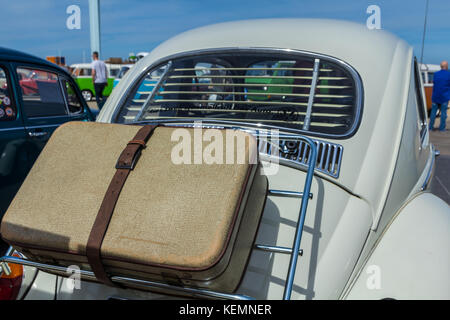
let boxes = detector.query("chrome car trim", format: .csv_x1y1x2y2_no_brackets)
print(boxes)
24,124,61,130
134,60,173,121
0,124,60,132
112,47,363,140
27,115,69,120
28,131,48,138
421,145,436,191
0,127,26,132
0,255,252,300
303,58,320,131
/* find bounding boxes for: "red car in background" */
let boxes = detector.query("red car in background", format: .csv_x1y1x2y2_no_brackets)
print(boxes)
17,69,58,96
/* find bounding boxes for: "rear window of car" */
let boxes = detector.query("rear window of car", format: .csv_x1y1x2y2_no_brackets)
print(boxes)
115,51,362,138
74,68,92,76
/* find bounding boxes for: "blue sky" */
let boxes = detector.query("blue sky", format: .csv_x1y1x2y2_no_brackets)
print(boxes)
2,0,449,65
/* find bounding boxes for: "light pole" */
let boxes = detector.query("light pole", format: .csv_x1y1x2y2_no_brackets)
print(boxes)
89,0,101,58
420,0,429,65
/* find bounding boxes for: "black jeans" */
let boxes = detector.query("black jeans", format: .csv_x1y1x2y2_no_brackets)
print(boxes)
94,82,107,110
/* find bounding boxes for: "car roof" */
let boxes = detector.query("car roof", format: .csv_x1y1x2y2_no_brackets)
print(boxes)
140,18,405,73
0,47,69,75
71,63,124,69
420,63,441,72
70,63,92,68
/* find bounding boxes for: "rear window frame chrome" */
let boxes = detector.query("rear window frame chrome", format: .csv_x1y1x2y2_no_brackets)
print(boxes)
112,47,364,140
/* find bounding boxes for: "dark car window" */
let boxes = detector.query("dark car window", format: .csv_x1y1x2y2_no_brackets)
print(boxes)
79,68,92,76
0,66,17,121
117,66,130,79
17,67,67,118
109,68,119,78
61,78,83,114
421,71,426,84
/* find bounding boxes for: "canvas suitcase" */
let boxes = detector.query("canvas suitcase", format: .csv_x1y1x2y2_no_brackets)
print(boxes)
0,122,268,293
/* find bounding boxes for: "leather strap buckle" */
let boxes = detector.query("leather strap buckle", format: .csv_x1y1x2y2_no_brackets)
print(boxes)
115,148,142,170
127,140,147,148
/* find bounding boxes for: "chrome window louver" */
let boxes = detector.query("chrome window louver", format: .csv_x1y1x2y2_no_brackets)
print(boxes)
259,138,343,178
115,49,363,139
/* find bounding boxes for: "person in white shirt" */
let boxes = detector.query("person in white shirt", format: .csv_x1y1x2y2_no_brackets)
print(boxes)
91,51,108,110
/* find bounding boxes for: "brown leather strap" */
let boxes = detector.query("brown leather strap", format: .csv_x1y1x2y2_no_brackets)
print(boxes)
86,125,157,286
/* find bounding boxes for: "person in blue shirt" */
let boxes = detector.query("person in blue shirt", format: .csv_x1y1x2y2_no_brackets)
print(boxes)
429,61,450,132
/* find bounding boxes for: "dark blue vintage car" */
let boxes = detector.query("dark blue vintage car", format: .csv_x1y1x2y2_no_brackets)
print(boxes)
0,47,95,230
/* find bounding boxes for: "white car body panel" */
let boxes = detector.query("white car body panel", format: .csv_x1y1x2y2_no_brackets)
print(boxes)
345,193,450,300
23,270,56,300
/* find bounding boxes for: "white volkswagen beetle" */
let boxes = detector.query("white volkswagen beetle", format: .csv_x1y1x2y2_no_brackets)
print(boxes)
1,19,449,300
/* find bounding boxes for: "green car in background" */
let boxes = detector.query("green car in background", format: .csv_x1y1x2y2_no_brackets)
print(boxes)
70,63,121,101
245,61,296,101
245,60,332,103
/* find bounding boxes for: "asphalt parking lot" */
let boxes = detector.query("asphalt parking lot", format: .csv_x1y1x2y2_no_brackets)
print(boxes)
429,109,450,205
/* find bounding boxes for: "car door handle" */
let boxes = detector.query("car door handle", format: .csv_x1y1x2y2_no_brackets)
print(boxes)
28,131,48,138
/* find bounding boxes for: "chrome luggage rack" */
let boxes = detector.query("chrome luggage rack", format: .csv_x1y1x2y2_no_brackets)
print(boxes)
0,129,317,300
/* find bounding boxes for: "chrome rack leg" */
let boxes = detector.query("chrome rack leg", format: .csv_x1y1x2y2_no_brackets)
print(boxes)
268,189,313,199
283,138,317,300
257,138,317,299
254,244,303,256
